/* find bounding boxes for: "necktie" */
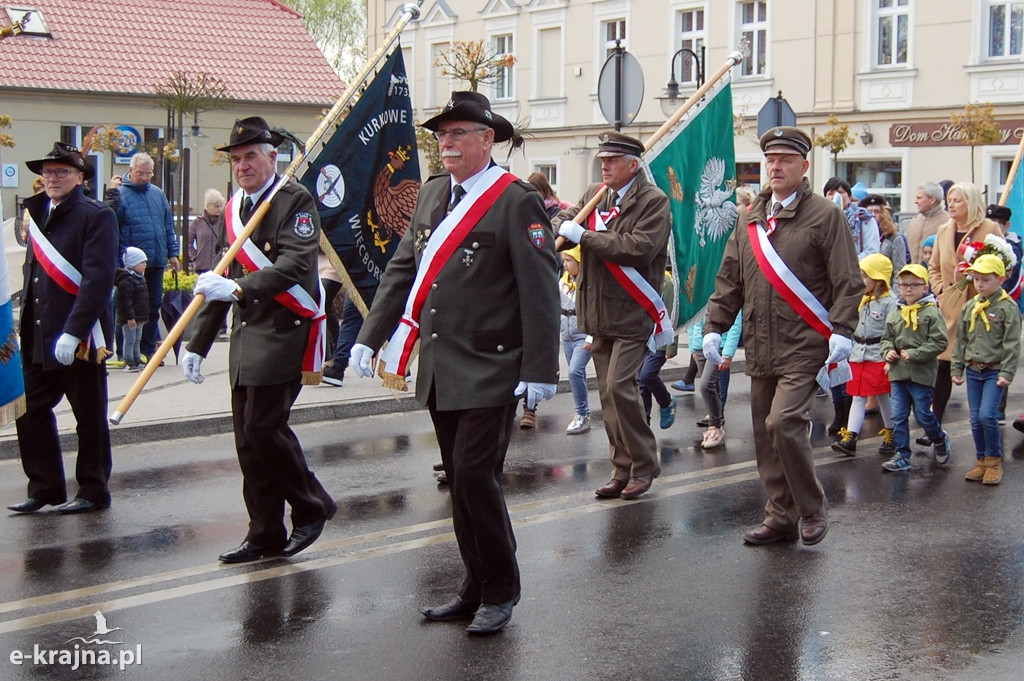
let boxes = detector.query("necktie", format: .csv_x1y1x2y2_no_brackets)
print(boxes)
240,196,254,224
771,201,783,217
900,303,922,331
603,190,618,212
447,184,466,214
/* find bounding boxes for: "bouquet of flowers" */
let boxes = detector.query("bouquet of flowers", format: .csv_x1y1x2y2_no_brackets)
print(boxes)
953,232,1017,289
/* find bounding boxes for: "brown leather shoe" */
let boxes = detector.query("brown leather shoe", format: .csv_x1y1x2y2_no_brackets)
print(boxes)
743,524,799,545
595,479,628,498
800,510,829,545
620,475,654,499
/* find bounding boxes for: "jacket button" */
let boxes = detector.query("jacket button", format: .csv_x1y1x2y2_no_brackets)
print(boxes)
294,320,301,326
33,277,39,283
34,298,39,304
253,299,259,304
431,333,438,340
472,241,480,249
497,345,505,352
431,283,438,290
240,321,247,328
430,308,436,315
35,319,41,325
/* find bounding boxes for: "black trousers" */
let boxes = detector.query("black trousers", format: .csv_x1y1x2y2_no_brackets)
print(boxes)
428,393,520,605
231,379,334,548
15,361,112,505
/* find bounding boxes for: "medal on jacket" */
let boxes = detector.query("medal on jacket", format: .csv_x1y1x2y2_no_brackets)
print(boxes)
415,227,432,253
462,248,474,266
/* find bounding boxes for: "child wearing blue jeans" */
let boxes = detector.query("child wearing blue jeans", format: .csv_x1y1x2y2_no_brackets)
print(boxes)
879,264,949,472
951,254,1021,485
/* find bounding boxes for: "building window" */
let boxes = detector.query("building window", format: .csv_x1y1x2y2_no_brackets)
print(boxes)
738,1,767,77
493,33,514,100
836,158,904,213
537,26,562,98
675,7,706,85
602,18,626,61
736,162,762,192
988,1,1024,58
876,0,909,66
534,163,557,187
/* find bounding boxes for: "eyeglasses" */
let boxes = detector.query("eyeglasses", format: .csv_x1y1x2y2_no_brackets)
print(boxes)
897,282,926,289
40,168,75,179
433,127,488,142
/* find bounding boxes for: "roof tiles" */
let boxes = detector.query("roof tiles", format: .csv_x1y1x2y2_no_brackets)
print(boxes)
0,0,345,105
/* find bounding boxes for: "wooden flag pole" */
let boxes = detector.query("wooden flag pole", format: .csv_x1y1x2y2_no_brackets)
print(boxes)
110,2,423,425
999,131,1024,206
554,51,743,251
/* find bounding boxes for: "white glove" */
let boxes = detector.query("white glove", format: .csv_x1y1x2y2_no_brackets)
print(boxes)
54,333,80,366
194,271,240,302
181,349,205,384
826,334,854,365
702,332,723,367
514,381,558,409
558,221,585,244
350,343,375,378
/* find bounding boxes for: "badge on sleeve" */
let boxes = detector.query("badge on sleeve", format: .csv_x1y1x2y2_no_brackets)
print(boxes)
293,213,315,239
528,223,546,250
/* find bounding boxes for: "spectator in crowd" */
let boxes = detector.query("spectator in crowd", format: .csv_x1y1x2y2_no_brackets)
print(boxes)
560,245,593,435
690,310,743,449
188,188,226,274
528,172,572,220
905,182,948,264
636,267,677,430
107,153,180,360
860,194,908,288
114,246,150,372
920,234,936,267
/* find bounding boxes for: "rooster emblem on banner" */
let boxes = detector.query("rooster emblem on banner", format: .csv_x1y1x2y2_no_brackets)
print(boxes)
368,145,420,252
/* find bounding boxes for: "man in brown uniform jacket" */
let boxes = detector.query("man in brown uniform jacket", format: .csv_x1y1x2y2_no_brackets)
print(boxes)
555,131,672,500
704,127,861,546
351,92,560,635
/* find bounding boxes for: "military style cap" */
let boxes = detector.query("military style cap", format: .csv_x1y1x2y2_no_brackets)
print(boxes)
897,263,929,283
966,253,1006,277
216,116,286,152
860,253,893,285
421,91,514,143
859,194,890,209
759,126,812,157
596,131,645,158
986,204,1012,222
26,141,94,180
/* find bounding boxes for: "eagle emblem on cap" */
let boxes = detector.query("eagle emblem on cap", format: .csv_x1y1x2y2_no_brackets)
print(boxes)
237,125,245,134
601,134,610,143
774,128,784,137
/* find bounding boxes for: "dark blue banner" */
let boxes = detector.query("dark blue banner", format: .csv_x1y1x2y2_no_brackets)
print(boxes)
300,48,420,289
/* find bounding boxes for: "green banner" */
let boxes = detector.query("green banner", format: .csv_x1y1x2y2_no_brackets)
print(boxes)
647,80,737,330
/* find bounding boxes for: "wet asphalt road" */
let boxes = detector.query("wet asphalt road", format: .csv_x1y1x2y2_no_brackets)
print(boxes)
2,373,1024,681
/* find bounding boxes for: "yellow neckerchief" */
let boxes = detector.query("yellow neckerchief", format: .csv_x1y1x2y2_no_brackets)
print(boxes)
969,290,1011,332
561,270,577,292
858,294,875,311
900,302,923,330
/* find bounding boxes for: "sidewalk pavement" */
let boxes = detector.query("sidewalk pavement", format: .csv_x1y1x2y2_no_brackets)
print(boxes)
0,337,721,459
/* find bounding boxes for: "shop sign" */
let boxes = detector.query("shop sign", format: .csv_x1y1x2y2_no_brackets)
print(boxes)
889,120,1024,147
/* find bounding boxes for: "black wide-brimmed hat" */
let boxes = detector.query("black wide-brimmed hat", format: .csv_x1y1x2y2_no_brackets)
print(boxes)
216,116,286,152
26,141,94,180
421,91,514,143
986,204,1012,222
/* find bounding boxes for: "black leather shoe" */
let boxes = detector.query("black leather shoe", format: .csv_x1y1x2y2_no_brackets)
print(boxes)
219,541,282,563
7,498,53,513
466,601,515,635
282,502,338,557
421,596,480,621
57,498,109,514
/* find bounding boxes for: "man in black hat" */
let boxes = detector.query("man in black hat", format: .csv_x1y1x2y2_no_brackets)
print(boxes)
554,130,672,501
351,91,560,635
704,126,861,546
180,116,336,563
8,142,119,514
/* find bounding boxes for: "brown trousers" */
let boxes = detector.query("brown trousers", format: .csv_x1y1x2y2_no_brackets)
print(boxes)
591,336,659,480
749,372,826,529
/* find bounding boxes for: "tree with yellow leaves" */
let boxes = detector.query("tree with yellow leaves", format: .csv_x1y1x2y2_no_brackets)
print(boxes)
951,102,1001,184
813,114,857,166
435,40,516,93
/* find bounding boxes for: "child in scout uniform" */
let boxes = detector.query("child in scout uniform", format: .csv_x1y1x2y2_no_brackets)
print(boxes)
560,245,593,434
951,254,1022,485
832,254,898,456
879,264,950,472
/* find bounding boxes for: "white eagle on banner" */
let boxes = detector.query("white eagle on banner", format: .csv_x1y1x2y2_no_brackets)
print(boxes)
695,157,738,247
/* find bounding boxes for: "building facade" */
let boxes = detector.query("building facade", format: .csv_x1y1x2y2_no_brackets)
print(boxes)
368,0,1024,216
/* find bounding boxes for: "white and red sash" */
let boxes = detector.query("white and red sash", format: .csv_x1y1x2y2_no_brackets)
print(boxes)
379,166,517,385
748,219,850,387
27,217,107,360
587,199,674,350
224,191,326,381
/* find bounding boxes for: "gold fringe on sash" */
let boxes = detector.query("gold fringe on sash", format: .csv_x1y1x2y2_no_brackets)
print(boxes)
301,370,323,386
78,345,112,363
378,363,409,392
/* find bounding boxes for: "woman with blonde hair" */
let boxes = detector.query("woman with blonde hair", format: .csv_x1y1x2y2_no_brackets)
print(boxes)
927,181,1002,426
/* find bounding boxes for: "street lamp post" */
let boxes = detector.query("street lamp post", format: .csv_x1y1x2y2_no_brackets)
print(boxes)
182,113,207,274
660,45,705,118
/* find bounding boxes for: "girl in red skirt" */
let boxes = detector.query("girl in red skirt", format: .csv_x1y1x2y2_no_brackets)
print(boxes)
833,254,899,456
